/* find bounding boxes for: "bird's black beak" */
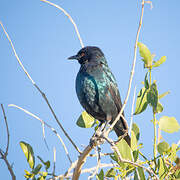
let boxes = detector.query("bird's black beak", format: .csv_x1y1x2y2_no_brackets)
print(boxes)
68,55,79,60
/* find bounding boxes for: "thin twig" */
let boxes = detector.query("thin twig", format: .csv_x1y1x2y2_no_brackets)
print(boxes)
0,21,81,154
107,0,145,134
1,104,9,157
55,163,116,179
0,105,16,180
53,147,56,176
129,86,136,134
88,146,101,179
8,104,72,164
41,0,84,48
0,150,16,180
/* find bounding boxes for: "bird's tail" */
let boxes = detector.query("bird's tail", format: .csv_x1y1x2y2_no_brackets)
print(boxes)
113,118,131,146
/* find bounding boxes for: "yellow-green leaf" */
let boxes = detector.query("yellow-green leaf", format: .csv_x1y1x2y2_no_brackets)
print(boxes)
134,87,148,115
76,111,95,128
131,130,138,151
159,116,180,133
20,141,35,169
137,42,152,68
116,139,133,161
157,141,170,155
152,56,166,68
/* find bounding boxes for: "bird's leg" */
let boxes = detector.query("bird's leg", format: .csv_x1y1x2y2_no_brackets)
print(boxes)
101,114,112,138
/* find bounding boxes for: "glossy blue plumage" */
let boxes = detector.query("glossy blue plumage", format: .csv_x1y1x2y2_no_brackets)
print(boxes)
69,46,130,145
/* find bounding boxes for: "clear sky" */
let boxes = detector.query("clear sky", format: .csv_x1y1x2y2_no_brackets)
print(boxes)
0,0,180,179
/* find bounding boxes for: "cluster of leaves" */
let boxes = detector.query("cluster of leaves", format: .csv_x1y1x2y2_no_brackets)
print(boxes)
20,141,50,180
76,43,180,179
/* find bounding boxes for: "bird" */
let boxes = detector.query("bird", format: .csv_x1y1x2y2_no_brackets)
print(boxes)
68,46,131,146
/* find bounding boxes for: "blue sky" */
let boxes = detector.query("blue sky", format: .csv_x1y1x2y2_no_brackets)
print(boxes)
0,0,180,179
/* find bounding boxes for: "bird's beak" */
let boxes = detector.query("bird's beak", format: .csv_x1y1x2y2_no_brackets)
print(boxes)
68,55,78,60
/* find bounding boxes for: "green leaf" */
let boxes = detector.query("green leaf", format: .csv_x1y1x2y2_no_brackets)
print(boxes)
32,164,42,175
116,139,133,161
158,157,168,179
20,141,35,169
134,87,148,115
37,156,50,171
147,83,158,111
137,167,146,180
169,143,178,162
132,123,140,141
131,130,138,151
159,116,180,133
155,102,163,114
159,91,170,99
144,72,149,89
96,169,104,180
24,170,33,179
105,168,116,177
76,111,95,128
152,56,166,68
137,42,152,68
133,150,139,162
157,141,170,155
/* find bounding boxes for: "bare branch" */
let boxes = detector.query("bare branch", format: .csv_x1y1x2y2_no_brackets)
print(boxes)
0,150,16,180
88,146,101,179
53,147,56,176
0,105,16,180
72,145,94,180
0,21,81,154
8,104,72,164
41,0,84,48
1,104,9,157
129,86,136,134
107,0,145,134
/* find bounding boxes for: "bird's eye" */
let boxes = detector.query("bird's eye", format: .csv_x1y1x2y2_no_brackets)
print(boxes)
80,52,85,57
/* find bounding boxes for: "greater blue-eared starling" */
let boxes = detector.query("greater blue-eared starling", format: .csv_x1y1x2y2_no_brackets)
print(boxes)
68,46,131,146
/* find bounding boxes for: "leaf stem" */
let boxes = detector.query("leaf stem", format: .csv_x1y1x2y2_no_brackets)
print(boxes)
153,112,157,168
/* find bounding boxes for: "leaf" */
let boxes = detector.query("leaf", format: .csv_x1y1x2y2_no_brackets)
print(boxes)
169,143,178,162
159,91,170,99
157,141,170,155
155,102,163,114
32,164,42,175
137,42,152,68
137,167,146,180
20,141,35,169
133,150,139,162
144,72,149,89
132,123,140,141
159,116,180,133
37,156,50,171
152,56,166,68
96,169,104,180
158,157,168,179
105,168,116,177
131,131,138,151
134,87,148,115
76,111,95,128
147,83,158,111
116,139,133,161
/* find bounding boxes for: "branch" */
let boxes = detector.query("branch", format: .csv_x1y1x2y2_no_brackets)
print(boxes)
41,0,84,48
8,104,72,164
104,136,159,180
0,105,16,180
1,104,9,157
0,21,81,154
72,145,95,180
107,0,145,134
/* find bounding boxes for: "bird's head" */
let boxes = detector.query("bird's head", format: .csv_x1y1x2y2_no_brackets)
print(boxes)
68,46,106,65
